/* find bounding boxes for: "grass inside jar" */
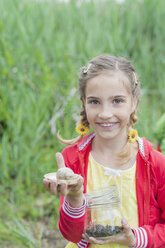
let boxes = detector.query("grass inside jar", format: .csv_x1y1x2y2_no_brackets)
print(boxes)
86,224,123,239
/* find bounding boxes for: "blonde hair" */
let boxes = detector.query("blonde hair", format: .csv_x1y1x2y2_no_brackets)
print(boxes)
58,54,140,162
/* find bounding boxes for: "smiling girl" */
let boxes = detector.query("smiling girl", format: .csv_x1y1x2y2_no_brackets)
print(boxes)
43,54,165,248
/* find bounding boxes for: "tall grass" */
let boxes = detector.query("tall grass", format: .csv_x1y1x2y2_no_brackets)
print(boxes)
0,0,165,246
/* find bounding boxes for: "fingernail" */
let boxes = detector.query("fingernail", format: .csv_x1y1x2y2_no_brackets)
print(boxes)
56,152,60,157
122,219,127,224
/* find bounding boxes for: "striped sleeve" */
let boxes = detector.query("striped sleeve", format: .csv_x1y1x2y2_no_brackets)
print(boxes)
133,227,148,248
62,197,86,219
77,239,88,248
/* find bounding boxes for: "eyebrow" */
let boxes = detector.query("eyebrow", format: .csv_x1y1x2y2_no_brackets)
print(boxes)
87,95,127,99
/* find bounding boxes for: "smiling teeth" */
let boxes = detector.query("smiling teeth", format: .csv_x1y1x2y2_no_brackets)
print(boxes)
101,123,113,127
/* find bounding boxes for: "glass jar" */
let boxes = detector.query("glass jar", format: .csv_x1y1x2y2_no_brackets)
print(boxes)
84,186,123,240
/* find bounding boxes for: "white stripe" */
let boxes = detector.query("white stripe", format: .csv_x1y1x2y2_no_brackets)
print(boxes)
63,206,85,218
137,137,145,158
139,227,148,248
62,198,86,218
79,241,88,245
77,244,85,248
77,242,87,248
138,228,144,247
77,239,88,248
65,198,87,209
63,205,85,216
64,203,85,214
134,229,140,247
79,132,95,151
65,200,86,211
79,239,88,243
63,204,85,218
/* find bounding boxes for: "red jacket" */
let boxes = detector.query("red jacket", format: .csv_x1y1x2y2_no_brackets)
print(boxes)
58,133,165,248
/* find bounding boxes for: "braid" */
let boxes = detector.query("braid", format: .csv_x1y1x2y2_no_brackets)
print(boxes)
57,105,89,146
80,105,89,127
118,111,138,165
129,110,138,129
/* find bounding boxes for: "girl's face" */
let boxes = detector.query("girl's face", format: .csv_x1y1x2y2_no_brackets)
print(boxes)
84,72,137,142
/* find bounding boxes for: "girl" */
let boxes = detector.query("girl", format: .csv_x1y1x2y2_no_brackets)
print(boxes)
43,54,165,248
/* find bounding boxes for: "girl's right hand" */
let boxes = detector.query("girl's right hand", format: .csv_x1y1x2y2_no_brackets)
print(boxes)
43,152,84,207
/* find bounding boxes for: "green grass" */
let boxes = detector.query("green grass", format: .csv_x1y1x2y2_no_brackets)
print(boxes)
0,0,165,246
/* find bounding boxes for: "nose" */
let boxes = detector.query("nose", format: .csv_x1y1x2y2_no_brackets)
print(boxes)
98,104,113,119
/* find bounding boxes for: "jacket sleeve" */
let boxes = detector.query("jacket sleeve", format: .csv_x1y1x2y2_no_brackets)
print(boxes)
58,196,87,243
58,147,88,245
133,223,165,248
133,151,165,248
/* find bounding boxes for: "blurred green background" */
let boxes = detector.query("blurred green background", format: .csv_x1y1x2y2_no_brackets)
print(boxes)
0,0,165,247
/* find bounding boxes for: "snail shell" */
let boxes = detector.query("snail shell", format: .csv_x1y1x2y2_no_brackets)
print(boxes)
56,167,75,180
44,167,80,185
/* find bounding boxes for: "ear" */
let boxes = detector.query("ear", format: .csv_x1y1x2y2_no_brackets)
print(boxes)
131,96,138,113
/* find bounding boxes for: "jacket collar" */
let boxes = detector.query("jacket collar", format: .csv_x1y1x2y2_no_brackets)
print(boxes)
137,137,153,162
77,132,95,152
77,132,153,162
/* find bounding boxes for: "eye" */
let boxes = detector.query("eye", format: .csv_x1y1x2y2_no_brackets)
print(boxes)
113,98,124,104
89,99,100,105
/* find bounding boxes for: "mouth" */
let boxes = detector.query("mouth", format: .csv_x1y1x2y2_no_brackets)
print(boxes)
97,122,119,127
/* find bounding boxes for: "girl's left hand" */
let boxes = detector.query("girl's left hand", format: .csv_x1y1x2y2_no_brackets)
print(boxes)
82,219,136,247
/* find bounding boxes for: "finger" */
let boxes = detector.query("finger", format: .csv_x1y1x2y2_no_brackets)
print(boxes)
49,181,58,195
99,237,115,244
77,176,84,186
43,179,51,191
53,182,67,196
122,219,132,236
88,237,101,244
69,176,84,190
59,182,68,196
121,219,136,245
56,152,65,169
82,233,114,245
49,181,67,195
82,233,99,244
82,233,90,242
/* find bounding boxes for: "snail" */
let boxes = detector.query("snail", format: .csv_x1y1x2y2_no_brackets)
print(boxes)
44,167,80,185
56,167,75,180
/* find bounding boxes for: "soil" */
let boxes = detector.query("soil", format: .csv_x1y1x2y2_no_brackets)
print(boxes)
86,224,123,239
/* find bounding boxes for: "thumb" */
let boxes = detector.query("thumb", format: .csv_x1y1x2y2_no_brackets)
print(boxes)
56,152,65,169
122,219,136,246
122,219,132,235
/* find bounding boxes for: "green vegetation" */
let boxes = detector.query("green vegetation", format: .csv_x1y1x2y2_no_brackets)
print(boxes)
154,113,165,153
0,0,165,247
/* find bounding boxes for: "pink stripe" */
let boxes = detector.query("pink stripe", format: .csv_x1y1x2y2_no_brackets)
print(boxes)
133,228,148,248
77,239,88,248
63,205,85,217
63,205,84,216
64,203,85,214
63,198,86,218
139,228,143,247
133,229,139,247
65,199,86,211
139,227,147,248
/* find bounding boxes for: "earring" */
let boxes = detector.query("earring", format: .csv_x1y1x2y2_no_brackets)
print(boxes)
128,129,138,143
76,124,89,135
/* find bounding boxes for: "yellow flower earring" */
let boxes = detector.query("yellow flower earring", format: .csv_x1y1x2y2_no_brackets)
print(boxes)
128,129,138,143
76,124,89,135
